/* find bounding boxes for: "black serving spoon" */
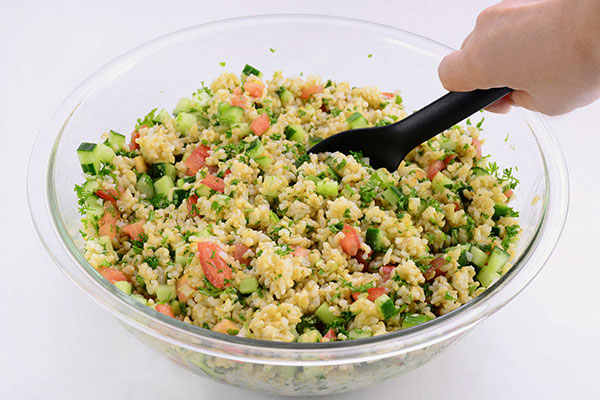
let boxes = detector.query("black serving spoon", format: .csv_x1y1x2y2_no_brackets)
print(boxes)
308,87,512,171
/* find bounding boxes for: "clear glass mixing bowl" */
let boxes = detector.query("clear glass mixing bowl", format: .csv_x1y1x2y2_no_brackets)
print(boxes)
28,15,569,396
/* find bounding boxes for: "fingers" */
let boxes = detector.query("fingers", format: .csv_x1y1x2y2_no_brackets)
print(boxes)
484,94,513,114
438,50,482,92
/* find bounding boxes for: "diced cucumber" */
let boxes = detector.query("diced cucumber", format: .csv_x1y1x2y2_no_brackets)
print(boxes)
382,186,403,209
84,195,104,218
136,173,155,198
108,130,126,149
254,156,272,171
470,246,489,268
375,294,396,320
114,281,132,295
232,122,250,137
371,168,394,187
170,300,187,316
284,124,306,143
402,313,434,329
96,143,116,163
488,246,510,271
154,175,174,196
348,328,372,340
246,138,265,159
98,235,113,252
176,178,185,189
131,294,147,304
195,183,212,198
366,228,386,252
173,97,193,115
148,163,176,180
82,179,100,194
315,303,336,325
175,112,197,133
77,142,100,175
431,171,453,193
297,329,322,343
276,86,292,104
171,189,188,207
476,266,501,288
156,284,176,303
220,106,244,126
153,108,171,124
242,64,262,78
239,277,258,294
316,179,338,197
191,90,212,110
471,167,489,176
493,203,510,220
346,112,369,129
308,136,323,148
305,175,322,184
476,247,510,287
262,176,283,199
438,135,456,152
175,254,189,266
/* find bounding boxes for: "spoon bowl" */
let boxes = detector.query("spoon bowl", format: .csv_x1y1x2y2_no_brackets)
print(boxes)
309,88,512,170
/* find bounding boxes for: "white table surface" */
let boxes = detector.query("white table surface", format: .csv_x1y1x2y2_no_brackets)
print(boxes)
2,1,599,398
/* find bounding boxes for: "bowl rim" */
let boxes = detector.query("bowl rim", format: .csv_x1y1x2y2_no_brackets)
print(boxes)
28,13,569,365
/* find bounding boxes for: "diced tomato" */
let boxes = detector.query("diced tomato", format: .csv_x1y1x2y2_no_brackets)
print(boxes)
224,168,232,176
453,202,461,211
321,329,337,342
292,246,310,257
504,189,514,199
176,275,196,302
208,165,219,174
340,224,361,257
232,87,242,95
155,304,175,318
427,159,445,180
200,174,225,193
244,81,265,98
320,103,329,113
367,287,387,301
197,242,232,289
443,154,456,165
424,257,447,281
129,131,141,151
98,203,118,239
231,95,248,109
380,265,395,282
300,85,323,100
212,319,239,334
250,114,270,136
382,92,394,99
98,267,127,284
233,243,251,266
355,249,372,270
185,145,211,176
122,220,145,241
95,189,118,204
472,137,483,159
187,195,199,217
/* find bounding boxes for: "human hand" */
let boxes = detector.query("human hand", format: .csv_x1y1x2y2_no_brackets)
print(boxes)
438,0,600,115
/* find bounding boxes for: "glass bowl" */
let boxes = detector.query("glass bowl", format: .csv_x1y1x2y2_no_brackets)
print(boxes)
28,15,568,396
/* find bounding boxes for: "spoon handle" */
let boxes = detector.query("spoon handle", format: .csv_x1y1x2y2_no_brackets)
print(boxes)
395,87,513,150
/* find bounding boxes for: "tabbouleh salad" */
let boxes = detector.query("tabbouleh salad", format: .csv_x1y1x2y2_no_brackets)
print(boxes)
75,64,520,342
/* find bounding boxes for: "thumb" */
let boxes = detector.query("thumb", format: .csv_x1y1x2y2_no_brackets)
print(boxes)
438,50,484,92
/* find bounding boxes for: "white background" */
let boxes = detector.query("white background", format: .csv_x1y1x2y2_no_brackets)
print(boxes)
2,1,599,399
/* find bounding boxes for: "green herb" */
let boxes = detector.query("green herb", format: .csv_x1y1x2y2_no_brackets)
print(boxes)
136,108,158,130
501,224,520,250
476,117,485,130
294,153,310,168
328,221,345,233
343,208,351,219
296,314,318,334
274,243,293,256
330,107,342,117
269,48,276,53
328,311,355,336
444,291,457,301
367,54,373,58
341,279,374,293
147,194,170,209
219,62,226,67
143,256,159,269
115,149,138,158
